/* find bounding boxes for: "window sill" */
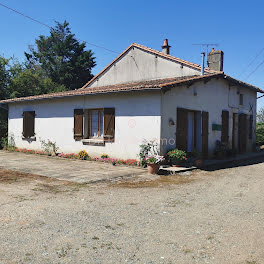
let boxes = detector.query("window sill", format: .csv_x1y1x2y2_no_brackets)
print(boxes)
22,136,36,141
82,139,105,146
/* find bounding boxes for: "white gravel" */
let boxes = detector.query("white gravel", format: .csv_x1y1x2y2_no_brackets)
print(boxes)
0,159,264,264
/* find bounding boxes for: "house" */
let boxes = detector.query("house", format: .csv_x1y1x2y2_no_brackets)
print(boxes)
1,39,263,159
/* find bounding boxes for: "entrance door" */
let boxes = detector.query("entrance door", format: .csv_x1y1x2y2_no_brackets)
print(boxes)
202,111,209,158
238,113,247,153
176,108,188,151
177,108,203,153
232,113,238,153
187,112,194,152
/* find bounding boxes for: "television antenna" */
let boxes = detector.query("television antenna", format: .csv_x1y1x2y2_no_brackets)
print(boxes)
192,43,219,55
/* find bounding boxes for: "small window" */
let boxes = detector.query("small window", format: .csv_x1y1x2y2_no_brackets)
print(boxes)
89,109,104,138
23,111,35,138
78,108,115,142
239,94,244,106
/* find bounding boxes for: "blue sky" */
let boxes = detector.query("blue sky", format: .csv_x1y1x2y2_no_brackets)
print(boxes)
0,0,264,109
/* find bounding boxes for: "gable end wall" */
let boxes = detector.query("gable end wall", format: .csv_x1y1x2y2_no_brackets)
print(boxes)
89,47,201,87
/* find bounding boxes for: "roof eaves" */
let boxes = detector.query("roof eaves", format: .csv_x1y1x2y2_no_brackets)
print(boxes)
0,86,162,105
159,73,223,89
223,75,264,93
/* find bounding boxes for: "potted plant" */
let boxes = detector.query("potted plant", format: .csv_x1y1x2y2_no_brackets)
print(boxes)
167,149,187,167
194,152,203,167
145,155,165,174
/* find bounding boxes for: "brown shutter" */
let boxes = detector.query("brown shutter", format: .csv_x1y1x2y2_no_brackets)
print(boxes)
104,108,115,142
221,110,229,143
74,109,83,140
249,115,253,139
202,111,209,158
23,112,27,137
23,111,35,138
238,113,247,153
176,108,188,151
232,113,238,152
87,110,91,138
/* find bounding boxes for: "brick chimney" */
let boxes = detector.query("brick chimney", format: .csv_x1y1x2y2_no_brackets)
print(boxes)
161,39,171,55
207,48,224,71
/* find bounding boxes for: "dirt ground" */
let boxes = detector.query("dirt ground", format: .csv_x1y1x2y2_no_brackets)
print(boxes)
0,158,264,264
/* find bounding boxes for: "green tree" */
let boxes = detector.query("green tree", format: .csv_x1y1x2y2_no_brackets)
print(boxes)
0,56,66,147
9,69,65,98
25,21,96,90
0,56,11,100
0,56,13,146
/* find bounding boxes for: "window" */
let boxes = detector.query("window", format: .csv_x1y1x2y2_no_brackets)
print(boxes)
23,111,35,138
239,94,244,106
73,108,115,142
89,109,104,138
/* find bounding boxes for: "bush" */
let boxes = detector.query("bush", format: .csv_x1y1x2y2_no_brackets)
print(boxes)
256,123,264,145
139,140,159,167
77,150,90,160
100,153,109,159
145,155,165,164
40,139,59,155
167,149,187,161
1,135,16,151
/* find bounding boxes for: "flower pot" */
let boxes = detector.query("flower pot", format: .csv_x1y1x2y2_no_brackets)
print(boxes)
147,163,160,174
170,158,185,167
194,159,203,168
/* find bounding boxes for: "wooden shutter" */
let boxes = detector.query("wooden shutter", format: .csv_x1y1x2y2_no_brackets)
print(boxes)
23,111,35,138
104,108,115,142
202,111,209,158
232,113,238,152
221,110,229,143
176,108,188,151
249,115,253,139
74,109,83,140
238,113,247,153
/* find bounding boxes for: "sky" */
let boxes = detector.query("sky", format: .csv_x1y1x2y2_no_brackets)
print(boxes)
0,0,264,109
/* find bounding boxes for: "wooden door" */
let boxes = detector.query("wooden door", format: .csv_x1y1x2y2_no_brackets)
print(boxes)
221,110,229,144
176,108,188,151
232,113,238,152
238,113,247,153
202,111,209,158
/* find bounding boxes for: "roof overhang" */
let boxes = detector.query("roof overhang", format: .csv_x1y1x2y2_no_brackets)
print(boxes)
0,73,262,105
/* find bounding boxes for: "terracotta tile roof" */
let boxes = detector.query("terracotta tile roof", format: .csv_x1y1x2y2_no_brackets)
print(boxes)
1,73,262,104
80,43,219,89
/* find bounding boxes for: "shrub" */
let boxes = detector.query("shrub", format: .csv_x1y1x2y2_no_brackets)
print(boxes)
139,140,159,167
256,123,264,145
167,149,187,161
1,135,16,151
40,139,59,155
145,155,165,164
77,150,90,160
100,153,109,159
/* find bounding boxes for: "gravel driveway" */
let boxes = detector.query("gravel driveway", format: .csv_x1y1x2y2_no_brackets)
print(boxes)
0,157,264,264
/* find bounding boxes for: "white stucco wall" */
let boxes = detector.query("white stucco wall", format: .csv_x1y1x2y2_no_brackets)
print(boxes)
89,47,201,87
7,79,257,159
8,91,161,159
160,79,257,155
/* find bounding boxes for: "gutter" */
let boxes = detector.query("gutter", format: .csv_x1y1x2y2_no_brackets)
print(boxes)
0,88,162,105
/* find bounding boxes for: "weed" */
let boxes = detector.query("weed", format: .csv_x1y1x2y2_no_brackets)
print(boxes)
105,225,115,230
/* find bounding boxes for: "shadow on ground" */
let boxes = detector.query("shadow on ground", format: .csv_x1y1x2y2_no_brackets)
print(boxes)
202,155,264,171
